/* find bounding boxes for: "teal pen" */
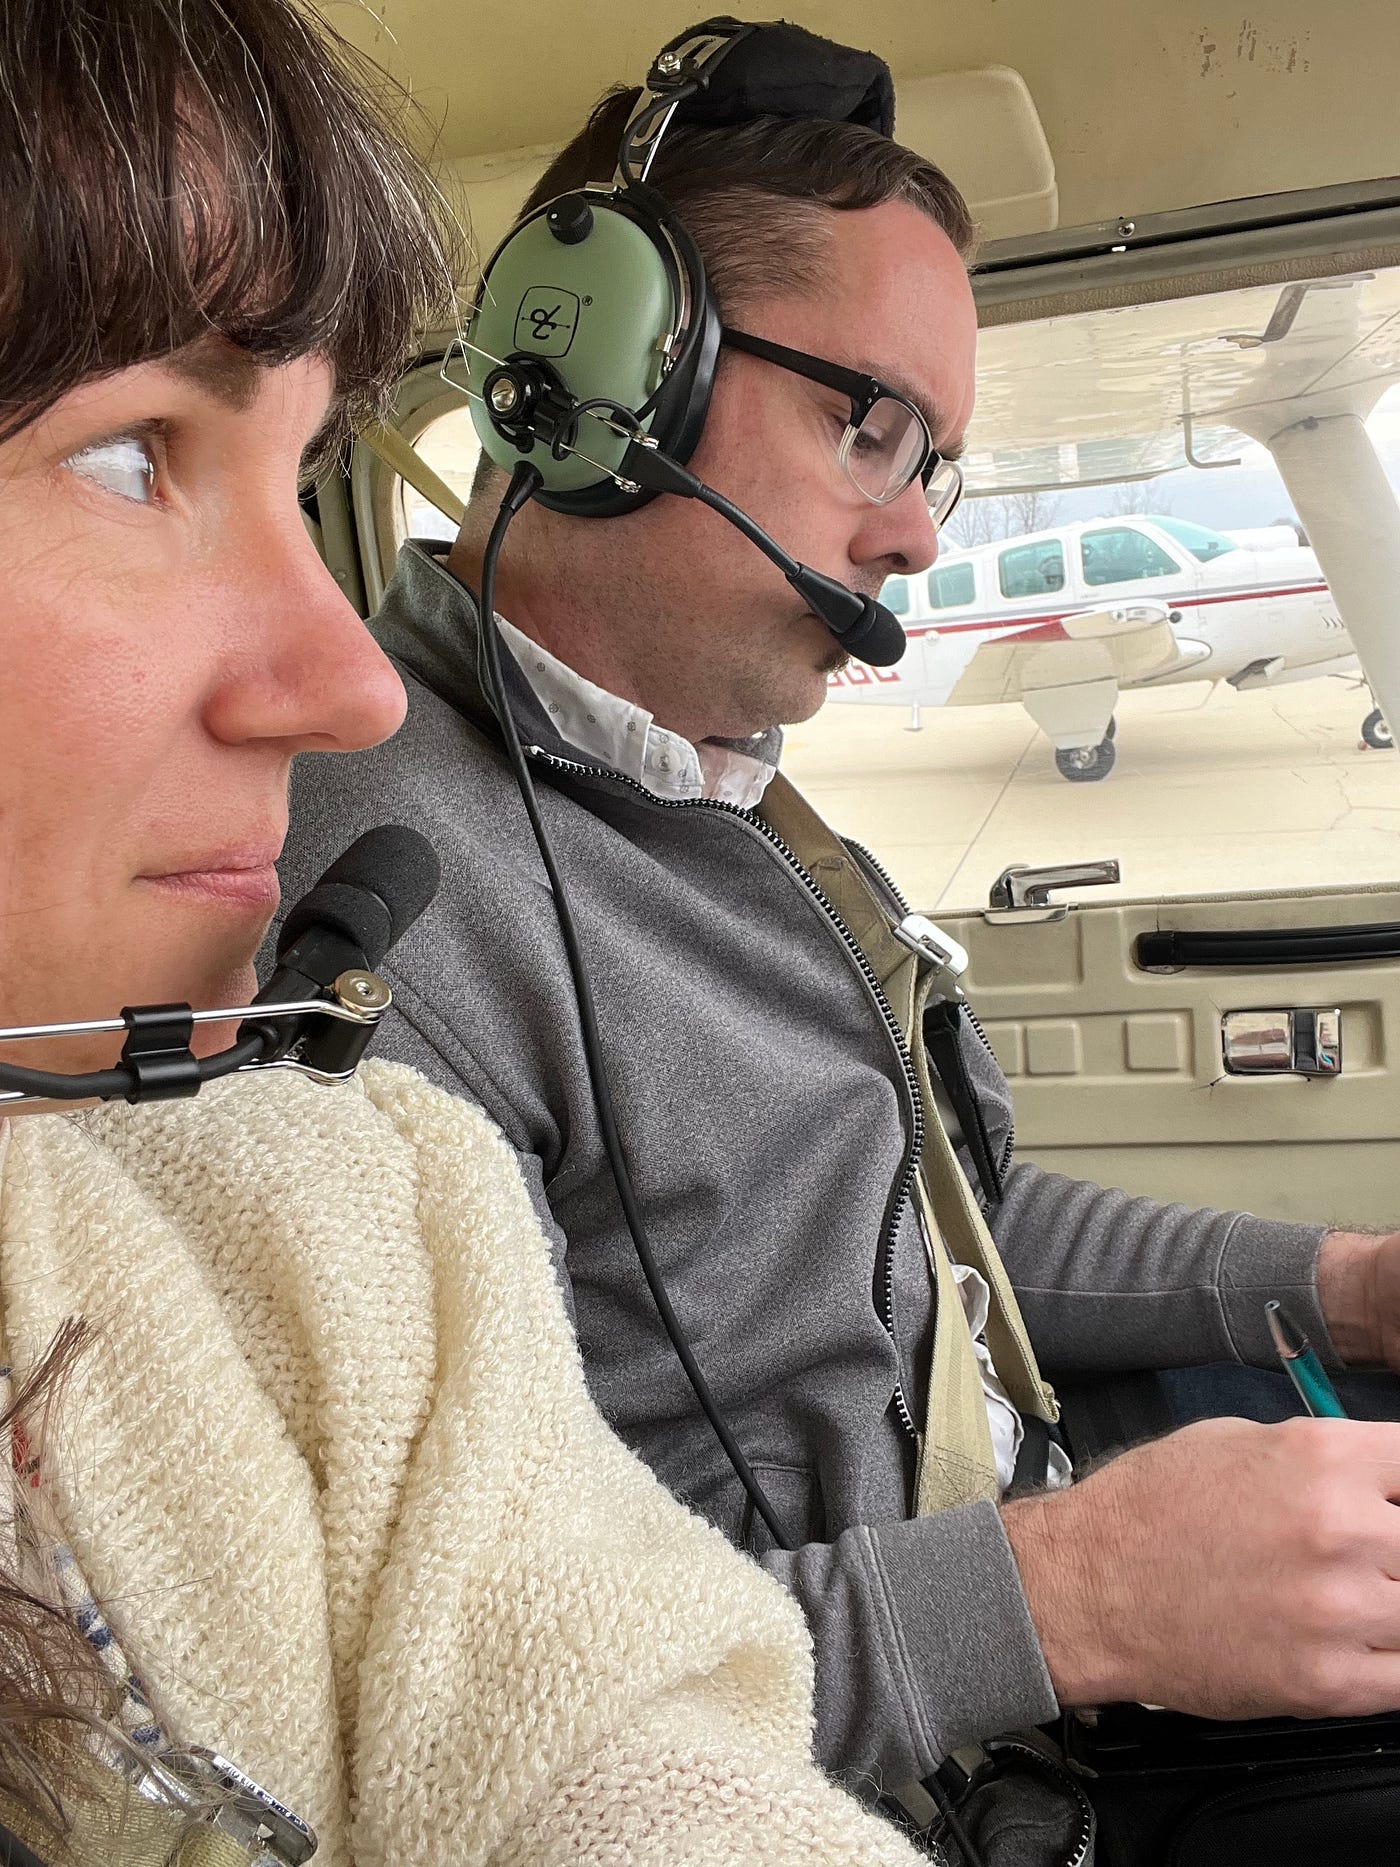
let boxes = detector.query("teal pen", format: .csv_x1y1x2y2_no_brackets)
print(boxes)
1265,1299,1350,1419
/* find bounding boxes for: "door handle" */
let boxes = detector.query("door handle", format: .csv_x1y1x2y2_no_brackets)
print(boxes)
1221,1007,1342,1076
988,859,1121,922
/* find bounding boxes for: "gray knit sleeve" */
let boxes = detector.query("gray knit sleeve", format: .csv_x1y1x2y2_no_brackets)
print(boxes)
992,1159,1333,1374
761,1502,1056,1789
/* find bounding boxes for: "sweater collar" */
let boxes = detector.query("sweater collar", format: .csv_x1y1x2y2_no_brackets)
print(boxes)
374,542,781,806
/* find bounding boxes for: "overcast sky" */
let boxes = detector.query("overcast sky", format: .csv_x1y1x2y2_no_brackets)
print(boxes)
1051,384,1400,532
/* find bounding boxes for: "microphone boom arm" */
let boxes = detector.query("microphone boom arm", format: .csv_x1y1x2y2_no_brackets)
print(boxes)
0,972,393,1108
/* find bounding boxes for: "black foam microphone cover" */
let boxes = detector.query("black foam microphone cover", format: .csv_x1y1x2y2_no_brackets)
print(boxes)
277,825,441,971
786,566,907,668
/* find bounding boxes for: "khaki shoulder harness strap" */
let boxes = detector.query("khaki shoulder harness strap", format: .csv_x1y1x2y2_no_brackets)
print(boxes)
756,773,1056,1516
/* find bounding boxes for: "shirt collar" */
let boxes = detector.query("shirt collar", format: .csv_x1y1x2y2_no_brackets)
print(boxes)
378,543,781,809
494,616,779,808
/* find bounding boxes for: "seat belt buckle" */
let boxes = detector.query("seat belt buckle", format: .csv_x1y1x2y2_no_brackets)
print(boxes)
134,1747,318,1864
891,914,969,998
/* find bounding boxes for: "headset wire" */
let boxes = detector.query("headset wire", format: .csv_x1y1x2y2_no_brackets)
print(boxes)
477,461,793,1552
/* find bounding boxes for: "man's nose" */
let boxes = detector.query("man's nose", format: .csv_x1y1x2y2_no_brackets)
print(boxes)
854,476,942,580
204,521,407,753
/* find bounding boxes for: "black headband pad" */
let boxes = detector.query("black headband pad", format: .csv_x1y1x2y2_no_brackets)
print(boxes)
670,17,895,138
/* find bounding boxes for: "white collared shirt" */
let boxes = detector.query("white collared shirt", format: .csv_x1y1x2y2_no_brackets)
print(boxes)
497,616,777,810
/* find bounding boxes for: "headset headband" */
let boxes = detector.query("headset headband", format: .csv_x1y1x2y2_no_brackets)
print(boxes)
617,15,896,188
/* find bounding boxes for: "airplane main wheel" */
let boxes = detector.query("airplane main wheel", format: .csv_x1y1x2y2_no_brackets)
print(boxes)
1362,706,1393,750
1055,736,1117,783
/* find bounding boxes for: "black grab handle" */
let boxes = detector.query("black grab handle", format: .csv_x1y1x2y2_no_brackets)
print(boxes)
1135,922,1400,969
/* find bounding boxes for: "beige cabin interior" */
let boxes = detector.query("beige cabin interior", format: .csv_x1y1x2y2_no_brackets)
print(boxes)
313,1,1400,1235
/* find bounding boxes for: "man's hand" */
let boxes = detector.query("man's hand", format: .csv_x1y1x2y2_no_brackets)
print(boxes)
1003,1417,1400,1719
1316,1228,1400,1367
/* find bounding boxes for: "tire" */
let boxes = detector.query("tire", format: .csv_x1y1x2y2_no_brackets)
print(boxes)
1055,735,1117,782
1362,706,1393,750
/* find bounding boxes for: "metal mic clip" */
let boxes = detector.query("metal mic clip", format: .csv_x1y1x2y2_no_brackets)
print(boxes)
0,970,393,1108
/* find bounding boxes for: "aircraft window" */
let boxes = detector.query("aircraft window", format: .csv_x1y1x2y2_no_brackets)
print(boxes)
883,576,911,616
928,562,976,608
1080,526,1180,585
397,404,481,546
998,539,1066,598
1155,517,1241,563
778,257,1400,912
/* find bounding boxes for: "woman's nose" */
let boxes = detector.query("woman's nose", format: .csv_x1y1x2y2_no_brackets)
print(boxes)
203,524,407,753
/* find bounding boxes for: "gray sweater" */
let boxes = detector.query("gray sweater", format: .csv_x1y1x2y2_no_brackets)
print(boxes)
277,542,1331,1793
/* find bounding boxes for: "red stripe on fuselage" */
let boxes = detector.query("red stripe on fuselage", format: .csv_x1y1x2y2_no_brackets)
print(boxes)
902,580,1329,643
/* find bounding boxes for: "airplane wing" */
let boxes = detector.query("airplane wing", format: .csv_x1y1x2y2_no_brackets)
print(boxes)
942,602,1207,706
828,601,1204,709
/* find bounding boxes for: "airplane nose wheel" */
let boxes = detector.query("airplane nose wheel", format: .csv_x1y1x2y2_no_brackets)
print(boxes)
1055,724,1117,782
1361,706,1393,750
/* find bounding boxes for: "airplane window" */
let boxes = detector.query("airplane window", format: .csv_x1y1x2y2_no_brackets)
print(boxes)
998,539,1066,598
1156,517,1241,563
397,404,481,545
1080,526,1180,585
781,257,1400,912
883,576,911,615
928,562,976,608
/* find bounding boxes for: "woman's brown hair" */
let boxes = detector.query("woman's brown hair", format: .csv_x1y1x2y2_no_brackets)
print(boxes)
0,1321,123,1848
0,0,463,449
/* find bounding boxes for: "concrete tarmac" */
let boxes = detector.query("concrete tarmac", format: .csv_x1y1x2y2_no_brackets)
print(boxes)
781,674,1400,915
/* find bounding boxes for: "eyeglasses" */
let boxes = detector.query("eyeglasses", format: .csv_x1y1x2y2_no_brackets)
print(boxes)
721,327,964,523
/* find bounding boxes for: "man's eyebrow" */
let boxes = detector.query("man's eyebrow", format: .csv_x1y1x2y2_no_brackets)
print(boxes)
163,340,263,411
859,359,966,461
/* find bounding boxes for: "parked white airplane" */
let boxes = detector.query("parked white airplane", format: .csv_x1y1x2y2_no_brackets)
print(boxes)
828,513,1369,780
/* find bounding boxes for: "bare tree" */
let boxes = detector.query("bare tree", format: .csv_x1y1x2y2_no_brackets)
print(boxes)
944,487,1064,548
1102,479,1175,518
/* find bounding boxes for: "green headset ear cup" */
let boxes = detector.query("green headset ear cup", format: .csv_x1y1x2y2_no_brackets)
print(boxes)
464,186,720,519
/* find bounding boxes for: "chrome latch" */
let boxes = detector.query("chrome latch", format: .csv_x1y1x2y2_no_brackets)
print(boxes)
1222,1008,1342,1077
987,859,1121,923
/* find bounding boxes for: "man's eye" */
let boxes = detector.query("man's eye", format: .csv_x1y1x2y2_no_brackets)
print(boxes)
63,434,159,504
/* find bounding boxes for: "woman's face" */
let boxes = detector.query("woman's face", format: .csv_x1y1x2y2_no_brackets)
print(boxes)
0,342,407,1074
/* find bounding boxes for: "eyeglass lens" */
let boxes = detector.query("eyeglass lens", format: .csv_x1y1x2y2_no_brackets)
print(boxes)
840,397,963,523
840,396,926,504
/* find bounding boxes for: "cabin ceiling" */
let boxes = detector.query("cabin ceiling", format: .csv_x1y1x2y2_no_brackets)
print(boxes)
320,0,1400,230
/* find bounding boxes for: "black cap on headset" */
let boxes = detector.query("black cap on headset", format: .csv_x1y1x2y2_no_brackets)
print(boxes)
655,16,896,138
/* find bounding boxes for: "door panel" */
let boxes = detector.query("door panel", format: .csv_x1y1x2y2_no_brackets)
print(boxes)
937,883,1400,1230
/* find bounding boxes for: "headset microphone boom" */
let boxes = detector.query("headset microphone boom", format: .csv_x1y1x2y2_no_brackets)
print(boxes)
0,826,440,1108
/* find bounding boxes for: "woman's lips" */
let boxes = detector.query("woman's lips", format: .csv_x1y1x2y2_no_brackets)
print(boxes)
138,851,282,912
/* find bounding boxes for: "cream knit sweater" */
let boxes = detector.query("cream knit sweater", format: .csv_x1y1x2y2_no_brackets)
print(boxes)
0,1064,927,1867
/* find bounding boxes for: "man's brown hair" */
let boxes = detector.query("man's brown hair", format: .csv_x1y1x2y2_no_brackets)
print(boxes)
516,86,976,316
0,0,463,449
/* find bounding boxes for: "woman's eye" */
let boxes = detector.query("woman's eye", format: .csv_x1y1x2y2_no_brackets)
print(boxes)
63,433,159,505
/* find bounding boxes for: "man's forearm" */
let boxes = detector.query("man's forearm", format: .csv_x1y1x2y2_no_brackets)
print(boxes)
993,1161,1331,1373
1315,1229,1384,1363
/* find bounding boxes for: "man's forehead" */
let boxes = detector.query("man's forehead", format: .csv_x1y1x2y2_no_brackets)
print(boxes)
783,201,977,449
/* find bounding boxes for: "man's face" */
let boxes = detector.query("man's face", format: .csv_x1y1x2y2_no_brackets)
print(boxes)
0,342,407,1074
609,198,976,741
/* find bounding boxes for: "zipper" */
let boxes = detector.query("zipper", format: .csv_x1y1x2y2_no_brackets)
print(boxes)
964,1001,1016,1182
526,746,925,1443
853,842,1016,1185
